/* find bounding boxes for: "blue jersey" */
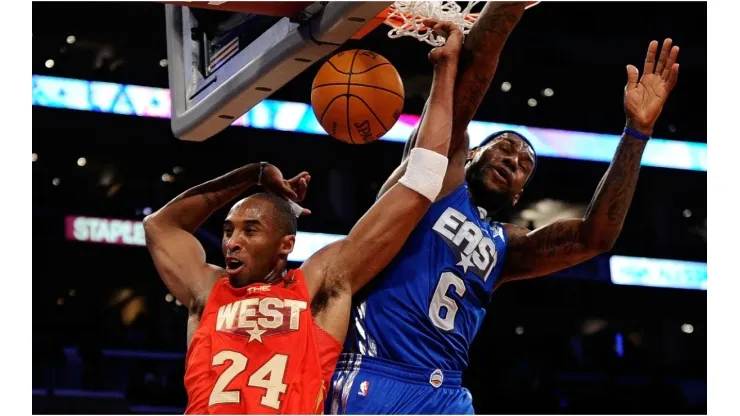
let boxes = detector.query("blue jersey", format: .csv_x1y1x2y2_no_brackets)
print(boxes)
344,183,509,371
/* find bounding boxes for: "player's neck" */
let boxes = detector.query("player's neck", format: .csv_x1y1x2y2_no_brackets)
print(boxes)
467,189,506,219
229,265,287,288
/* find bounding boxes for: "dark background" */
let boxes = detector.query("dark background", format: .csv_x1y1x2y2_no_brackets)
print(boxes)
32,2,707,414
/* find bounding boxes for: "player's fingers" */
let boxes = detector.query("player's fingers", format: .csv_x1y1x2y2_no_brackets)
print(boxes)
422,18,439,29
300,208,312,217
288,171,310,182
662,45,679,81
428,47,441,64
287,172,309,191
666,63,679,92
431,23,450,39
448,28,464,44
643,40,658,75
281,182,299,201
626,65,639,90
296,178,308,201
654,38,672,75
436,21,460,37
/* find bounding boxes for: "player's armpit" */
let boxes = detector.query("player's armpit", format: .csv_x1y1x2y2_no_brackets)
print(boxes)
499,219,611,284
143,217,224,308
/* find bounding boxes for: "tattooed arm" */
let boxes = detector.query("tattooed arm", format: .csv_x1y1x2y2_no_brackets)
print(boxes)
143,163,309,307
378,2,527,199
451,1,527,137
500,135,647,282
499,39,681,283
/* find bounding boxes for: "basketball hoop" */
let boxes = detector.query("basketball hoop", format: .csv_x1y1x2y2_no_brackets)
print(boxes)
359,1,541,47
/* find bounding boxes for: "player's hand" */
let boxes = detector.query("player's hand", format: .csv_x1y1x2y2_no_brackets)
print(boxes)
261,165,312,216
286,172,311,202
423,19,464,64
624,39,680,136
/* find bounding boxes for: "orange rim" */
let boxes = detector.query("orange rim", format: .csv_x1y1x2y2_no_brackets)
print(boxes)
351,1,538,40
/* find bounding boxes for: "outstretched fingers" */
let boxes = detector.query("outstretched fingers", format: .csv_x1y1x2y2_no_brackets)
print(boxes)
654,38,673,75
666,63,680,92
662,45,680,81
643,40,659,76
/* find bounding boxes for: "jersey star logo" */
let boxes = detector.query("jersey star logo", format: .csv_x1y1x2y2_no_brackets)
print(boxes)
457,251,475,273
246,327,266,343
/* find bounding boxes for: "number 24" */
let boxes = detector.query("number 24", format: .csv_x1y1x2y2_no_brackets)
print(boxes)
209,351,288,409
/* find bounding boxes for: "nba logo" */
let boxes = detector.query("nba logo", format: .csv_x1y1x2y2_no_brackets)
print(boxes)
358,381,370,396
429,369,444,388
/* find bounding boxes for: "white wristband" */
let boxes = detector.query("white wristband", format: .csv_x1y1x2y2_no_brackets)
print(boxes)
399,148,449,202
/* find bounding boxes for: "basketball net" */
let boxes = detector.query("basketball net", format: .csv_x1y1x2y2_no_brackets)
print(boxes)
381,1,540,47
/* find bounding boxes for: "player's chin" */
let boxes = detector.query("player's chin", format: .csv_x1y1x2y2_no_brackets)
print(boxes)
482,176,510,195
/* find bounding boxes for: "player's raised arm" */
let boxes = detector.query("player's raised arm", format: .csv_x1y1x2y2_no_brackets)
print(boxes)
301,22,463,330
499,39,680,284
143,162,310,308
378,2,529,198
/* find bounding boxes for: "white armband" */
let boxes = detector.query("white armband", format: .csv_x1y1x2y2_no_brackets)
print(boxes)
399,148,449,202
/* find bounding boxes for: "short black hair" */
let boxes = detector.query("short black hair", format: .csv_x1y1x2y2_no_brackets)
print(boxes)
250,192,298,236
478,130,538,187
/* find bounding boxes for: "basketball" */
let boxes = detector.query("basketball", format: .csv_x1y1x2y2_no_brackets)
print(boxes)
311,49,405,144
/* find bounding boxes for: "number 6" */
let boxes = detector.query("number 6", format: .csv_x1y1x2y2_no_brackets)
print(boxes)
428,272,466,331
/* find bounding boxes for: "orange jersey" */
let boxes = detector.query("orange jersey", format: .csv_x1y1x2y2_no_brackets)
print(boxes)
184,269,342,414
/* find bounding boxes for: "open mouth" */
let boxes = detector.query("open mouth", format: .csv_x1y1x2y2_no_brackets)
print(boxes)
225,258,244,274
489,166,512,185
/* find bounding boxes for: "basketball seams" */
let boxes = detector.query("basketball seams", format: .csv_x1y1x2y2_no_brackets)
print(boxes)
325,60,350,76
319,94,348,124
349,62,391,75
318,54,391,77
346,49,361,145
311,83,404,100
349,94,390,135
312,49,403,145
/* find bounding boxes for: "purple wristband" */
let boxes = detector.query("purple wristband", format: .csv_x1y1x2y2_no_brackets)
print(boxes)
624,127,651,141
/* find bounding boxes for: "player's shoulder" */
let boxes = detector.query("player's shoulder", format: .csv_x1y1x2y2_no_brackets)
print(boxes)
282,268,311,296
191,268,228,315
499,223,527,240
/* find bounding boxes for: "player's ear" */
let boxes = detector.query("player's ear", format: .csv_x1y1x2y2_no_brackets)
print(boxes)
279,235,295,257
467,147,480,163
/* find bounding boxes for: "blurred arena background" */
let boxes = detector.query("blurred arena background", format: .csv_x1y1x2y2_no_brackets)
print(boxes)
32,2,706,414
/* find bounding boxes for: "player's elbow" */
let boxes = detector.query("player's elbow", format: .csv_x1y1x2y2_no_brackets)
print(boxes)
142,213,159,233
590,233,618,253
583,221,619,253
142,213,166,245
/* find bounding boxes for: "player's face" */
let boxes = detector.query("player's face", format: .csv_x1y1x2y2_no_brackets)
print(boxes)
465,133,535,210
221,198,293,286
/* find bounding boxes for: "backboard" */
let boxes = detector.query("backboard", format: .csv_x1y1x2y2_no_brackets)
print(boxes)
164,1,392,141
